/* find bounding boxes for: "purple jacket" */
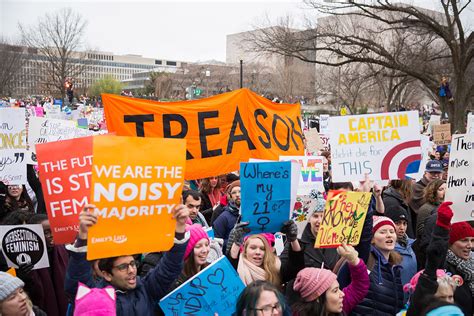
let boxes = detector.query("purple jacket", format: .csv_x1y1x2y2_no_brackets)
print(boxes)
342,259,369,315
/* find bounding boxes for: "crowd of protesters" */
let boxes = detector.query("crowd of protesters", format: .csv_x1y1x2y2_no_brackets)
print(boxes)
0,106,473,316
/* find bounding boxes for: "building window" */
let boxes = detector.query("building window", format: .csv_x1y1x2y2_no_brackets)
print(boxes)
166,61,177,66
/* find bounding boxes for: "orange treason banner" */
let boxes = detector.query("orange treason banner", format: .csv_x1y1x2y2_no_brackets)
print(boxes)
87,136,186,260
102,89,304,179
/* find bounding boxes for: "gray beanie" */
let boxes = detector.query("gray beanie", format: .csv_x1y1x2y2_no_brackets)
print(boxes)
0,271,25,300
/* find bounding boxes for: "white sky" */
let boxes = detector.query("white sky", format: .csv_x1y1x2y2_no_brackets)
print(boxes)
1,0,472,63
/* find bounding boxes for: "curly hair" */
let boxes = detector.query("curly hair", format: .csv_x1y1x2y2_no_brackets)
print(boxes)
423,179,446,205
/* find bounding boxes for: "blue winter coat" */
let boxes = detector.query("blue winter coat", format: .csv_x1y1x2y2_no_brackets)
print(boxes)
64,242,187,316
395,237,417,304
350,246,404,316
212,202,239,249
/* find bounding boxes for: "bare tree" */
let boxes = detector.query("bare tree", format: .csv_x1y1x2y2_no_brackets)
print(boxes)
19,8,88,99
247,0,473,132
0,39,26,96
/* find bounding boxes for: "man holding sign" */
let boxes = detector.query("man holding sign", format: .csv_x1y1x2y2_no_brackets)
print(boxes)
64,204,189,316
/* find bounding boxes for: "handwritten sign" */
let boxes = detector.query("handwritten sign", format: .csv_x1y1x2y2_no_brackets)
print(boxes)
303,129,324,154
240,161,299,233
0,108,27,184
88,136,186,260
319,133,330,151
36,136,93,244
160,256,244,316
319,114,330,133
445,134,474,223
292,191,326,238
280,156,324,194
0,224,49,270
329,111,421,182
315,190,372,248
28,117,77,151
433,124,451,145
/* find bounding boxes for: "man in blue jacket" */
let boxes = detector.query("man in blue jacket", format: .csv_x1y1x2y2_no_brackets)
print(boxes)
65,204,189,316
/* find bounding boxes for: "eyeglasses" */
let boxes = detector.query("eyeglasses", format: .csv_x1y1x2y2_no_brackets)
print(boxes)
252,302,282,315
113,260,137,272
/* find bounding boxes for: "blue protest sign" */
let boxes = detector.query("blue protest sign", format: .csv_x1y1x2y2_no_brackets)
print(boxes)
159,256,244,316
240,161,300,233
77,118,88,129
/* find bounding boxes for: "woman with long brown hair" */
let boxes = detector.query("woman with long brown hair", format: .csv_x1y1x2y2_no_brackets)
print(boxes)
416,179,446,238
382,179,415,238
199,176,223,224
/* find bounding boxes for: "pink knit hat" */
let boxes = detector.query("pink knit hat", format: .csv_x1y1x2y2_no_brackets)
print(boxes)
293,267,337,302
184,224,209,260
372,216,396,234
241,233,275,252
74,283,116,316
403,269,464,293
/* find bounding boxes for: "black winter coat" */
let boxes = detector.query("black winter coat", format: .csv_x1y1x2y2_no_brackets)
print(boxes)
280,223,339,271
350,246,404,316
383,187,415,238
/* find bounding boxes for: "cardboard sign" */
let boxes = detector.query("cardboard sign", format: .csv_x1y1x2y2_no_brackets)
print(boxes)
0,108,27,184
319,133,330,151
88,136,186,260
328,111,421,182
292,192,326,238
280,156,324,194
240,161,299,233
36,136,93,244
433,124,451,145
445,134,474,223
303,129,324,154
315,190,372,248
0,224,50,270
102,89,304,180
160,256,244,316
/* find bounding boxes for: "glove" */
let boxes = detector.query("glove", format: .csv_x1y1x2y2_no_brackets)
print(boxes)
228,222,250,247
337,243,359,266
281,220,298,243
436,201,453,230
16,262,34,282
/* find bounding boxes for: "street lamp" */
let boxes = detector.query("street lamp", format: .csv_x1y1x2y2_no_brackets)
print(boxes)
205,69,210,97
240,59,243,89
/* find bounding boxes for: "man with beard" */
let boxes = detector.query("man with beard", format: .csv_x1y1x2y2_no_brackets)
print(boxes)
213,180,240,250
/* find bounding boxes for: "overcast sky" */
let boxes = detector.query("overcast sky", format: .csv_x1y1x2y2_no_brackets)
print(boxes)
1,0,472,63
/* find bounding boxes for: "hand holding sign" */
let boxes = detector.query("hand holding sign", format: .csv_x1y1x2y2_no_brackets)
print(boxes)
78,204,98,240
173,204,190,233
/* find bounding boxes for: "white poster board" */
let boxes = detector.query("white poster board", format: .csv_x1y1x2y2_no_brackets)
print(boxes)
445,134,474,223
279,155,325,194
0,224,50,270
319,114,330,134
328,111,421,182
0,108,27,184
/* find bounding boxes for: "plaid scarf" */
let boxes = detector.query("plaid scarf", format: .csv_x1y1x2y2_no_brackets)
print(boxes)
446,249,474,295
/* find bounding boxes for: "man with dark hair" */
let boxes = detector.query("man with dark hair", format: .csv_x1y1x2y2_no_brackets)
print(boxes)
182,190,207,227
65,204,190,315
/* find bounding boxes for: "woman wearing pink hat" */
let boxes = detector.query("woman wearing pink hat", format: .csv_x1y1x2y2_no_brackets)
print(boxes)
290,244,369,316
169,224,211,290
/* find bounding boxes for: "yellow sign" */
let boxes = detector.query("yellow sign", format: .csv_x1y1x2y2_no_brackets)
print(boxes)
340,106,347,116
87,136,186,260
315,190,372,248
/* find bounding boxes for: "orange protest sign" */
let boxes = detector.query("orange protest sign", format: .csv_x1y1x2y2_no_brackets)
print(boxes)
102,88,304,180
36,136,93,244
87,136,186,260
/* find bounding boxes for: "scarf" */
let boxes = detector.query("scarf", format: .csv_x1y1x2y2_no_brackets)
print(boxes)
237,253,281,286
208,188,221,207
446,249,474,295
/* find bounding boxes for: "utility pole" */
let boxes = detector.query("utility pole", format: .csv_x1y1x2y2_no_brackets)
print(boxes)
240,59,243,89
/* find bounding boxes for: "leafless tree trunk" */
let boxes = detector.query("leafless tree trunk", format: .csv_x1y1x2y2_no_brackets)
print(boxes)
19,8,88,99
